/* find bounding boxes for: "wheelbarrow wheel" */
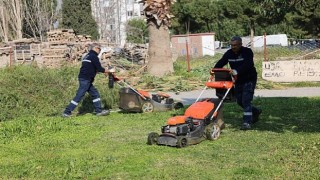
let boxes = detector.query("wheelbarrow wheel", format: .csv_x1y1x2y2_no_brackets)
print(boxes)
206,124,221,140
147,132,159,145
177,136,188,148
141,102,154,113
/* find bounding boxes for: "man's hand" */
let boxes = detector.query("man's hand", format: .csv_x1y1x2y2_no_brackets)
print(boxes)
108,67,116,73
209,68,215,75
104,67,115,74
231,69,238,75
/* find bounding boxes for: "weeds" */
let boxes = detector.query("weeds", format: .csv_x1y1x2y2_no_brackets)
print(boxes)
0,65,118,121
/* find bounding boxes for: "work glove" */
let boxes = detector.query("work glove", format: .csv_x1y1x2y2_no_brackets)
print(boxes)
230,69,238,76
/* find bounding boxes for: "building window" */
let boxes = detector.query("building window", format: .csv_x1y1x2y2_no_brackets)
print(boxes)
181,49,186,55
193,48,198,55
127,11,133,16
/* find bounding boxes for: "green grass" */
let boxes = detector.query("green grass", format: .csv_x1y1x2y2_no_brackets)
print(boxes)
0,65,119,121
0,98,319,179
0,58,320,179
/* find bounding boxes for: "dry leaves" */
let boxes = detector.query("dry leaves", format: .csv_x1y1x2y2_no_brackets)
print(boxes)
140,0,176,27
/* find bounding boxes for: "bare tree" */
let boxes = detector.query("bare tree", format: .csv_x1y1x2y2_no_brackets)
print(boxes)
0,2,9,42
9,0,23,39
0,0,55,42
91,0,119,43
0,0,24,42
141,0,176,77
23,0,55,41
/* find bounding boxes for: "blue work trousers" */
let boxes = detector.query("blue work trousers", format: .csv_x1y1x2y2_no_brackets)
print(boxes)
235,81,259,124
64,78,102,115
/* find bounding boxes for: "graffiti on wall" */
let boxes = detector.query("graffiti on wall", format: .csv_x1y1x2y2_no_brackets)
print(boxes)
262,60,320,82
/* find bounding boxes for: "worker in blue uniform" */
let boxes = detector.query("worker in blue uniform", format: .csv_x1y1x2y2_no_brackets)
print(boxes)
213,36,261,130
62,43,115,118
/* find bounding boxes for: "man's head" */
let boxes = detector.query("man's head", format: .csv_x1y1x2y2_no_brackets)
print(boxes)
230,36,242,54
91,43,101,54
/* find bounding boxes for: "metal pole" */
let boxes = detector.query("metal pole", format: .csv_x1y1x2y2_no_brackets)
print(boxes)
264,32,267,61
10,46,13,67
186,37,190,72
210,87,232,120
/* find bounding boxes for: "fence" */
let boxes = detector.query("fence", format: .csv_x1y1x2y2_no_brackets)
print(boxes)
175,34,320,62
173,33,320,82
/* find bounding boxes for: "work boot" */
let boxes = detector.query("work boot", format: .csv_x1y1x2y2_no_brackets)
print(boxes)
96,109,110,116
62,113,71,118
240,123,251,130
252,108,262,124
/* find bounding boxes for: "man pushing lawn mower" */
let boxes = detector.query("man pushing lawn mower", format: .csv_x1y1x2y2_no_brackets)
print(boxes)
62,43,115,118
213,36,262,130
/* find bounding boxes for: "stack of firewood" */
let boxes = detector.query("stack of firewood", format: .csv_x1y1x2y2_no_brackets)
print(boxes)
47,29,91,42
141,0,176,26
76,35,92,42
47,29,76,42
122,44,148,64
99,47,113,61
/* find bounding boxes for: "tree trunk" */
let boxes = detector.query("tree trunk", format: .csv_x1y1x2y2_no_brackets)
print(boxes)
11,0,23,39
250,19,255,48
0,5,9,42
147,21,173,77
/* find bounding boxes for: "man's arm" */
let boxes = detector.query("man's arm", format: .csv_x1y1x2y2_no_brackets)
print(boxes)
91,56,106,73
236,48,254,76
214,53,228,68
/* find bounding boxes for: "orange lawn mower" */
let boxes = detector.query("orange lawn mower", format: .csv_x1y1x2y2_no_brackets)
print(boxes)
147,68,236,148
108,72,184,113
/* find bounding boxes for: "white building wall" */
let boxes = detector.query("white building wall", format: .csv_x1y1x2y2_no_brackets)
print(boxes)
202,35,215,56
242,34,288,48
91,0,144,47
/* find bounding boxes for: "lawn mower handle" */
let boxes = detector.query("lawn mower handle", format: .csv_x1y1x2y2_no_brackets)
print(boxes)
209,68,237,82
107,73,147,100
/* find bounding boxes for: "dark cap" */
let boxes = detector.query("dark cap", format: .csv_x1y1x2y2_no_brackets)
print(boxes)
231,36,242,42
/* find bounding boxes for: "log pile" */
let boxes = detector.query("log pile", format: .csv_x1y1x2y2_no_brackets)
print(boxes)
76,35,92,42
122,44,148,64
40,43,69,68
38,29,94,67
47,29,75,42
47,29,92,43
99,47,113,61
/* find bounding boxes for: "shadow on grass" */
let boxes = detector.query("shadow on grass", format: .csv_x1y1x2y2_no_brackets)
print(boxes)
77,95,112,115
224,97,320,133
